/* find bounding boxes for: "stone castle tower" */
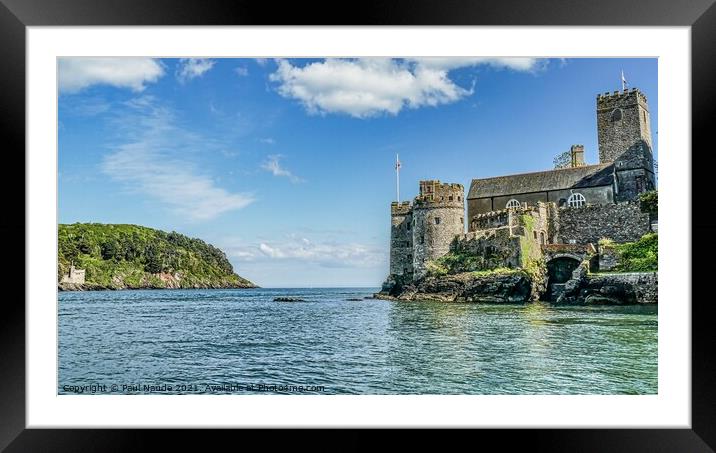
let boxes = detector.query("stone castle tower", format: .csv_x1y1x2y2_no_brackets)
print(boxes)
411,180,465,279
386,180,465,283
596,88,652,164
389,201,413,280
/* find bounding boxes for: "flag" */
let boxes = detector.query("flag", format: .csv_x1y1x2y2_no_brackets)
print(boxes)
621,70,628,90
395,155,401,170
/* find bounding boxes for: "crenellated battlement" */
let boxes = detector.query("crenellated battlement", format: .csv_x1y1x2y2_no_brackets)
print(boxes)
414,180,464,208
596,88,648,111
391,201,412,216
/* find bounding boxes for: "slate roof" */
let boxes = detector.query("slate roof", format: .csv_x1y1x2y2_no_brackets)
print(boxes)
467,163,614,199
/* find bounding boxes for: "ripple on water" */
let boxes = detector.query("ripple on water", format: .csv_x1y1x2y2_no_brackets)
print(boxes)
58,288,657,395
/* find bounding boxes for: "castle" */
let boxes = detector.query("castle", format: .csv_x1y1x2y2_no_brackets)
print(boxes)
383,87,656,300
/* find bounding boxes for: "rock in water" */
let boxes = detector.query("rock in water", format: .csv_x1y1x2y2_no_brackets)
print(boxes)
376,271,533,303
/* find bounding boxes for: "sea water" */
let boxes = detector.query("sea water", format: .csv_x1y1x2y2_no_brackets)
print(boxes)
58,288,657,395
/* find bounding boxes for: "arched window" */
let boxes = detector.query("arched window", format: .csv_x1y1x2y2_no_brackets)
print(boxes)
567,193,586,208
611,108,623,122
506,199,521,210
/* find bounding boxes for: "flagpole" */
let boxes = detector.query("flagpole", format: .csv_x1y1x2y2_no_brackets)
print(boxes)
396,154,400,202
621,69,626,91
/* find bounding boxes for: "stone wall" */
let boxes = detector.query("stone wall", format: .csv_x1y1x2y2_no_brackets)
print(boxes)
597,244,620,271
614,140,656,202
452,227,523,270
389,201,414,278
469,203,553,242
596,88,652,164
519,202,552,246
556,202,650,244
469,209,510,231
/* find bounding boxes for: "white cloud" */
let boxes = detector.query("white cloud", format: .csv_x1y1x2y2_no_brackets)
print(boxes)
176,58,216,83
408,57,541,72
101,97,254,221
259,137,276,145
58,57,164,94
226,235,385,268
261,154,304,183
268,57,542,118
235,66,249,77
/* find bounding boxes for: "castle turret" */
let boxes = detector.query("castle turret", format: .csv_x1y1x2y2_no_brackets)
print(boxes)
412,180,464,280
389,201,414,280
596,88,652,164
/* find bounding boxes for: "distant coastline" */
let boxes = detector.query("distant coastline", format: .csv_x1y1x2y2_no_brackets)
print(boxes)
58,223,257,291
58,281,257,292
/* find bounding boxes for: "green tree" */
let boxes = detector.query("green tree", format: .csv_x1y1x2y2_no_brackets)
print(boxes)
100,239,120,261
144,244,163,273
553,150,571,169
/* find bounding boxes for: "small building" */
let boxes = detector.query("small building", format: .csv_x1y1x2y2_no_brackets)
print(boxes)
61,265,86,284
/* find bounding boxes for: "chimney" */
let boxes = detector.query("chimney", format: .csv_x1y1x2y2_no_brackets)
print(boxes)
570,145,585,167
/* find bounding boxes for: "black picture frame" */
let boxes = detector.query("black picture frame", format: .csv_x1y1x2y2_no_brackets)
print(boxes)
2,0,713,450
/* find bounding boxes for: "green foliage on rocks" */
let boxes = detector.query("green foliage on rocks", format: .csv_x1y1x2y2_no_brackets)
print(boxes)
58,223,256,289
614,233,658,272
470,267,521,278
426,250,498,277
425,259,449,277
639,190,658,214
520,214,535,231
600,233,658,273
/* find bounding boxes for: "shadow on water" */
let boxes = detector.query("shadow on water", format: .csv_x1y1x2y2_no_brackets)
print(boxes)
382,300,657,394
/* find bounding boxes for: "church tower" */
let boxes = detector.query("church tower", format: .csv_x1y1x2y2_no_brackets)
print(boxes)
596,88,652,163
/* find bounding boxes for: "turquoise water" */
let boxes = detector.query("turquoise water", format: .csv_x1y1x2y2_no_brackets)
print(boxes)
58,288,657,395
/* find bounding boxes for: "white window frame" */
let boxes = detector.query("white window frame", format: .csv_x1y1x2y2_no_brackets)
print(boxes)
567,192,586,208
506,199,521,209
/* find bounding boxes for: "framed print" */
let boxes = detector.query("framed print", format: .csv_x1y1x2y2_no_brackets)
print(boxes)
3,0,715,450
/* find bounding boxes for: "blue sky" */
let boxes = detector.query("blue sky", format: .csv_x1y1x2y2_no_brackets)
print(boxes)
58,57,658,287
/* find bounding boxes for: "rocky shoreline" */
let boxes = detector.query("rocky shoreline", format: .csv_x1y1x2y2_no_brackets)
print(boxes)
376,271,533,303
376,268,657,305
555,266,657,305
58,279,258,291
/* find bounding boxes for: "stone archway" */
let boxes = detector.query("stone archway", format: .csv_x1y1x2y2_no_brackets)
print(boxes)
546,256,581,301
